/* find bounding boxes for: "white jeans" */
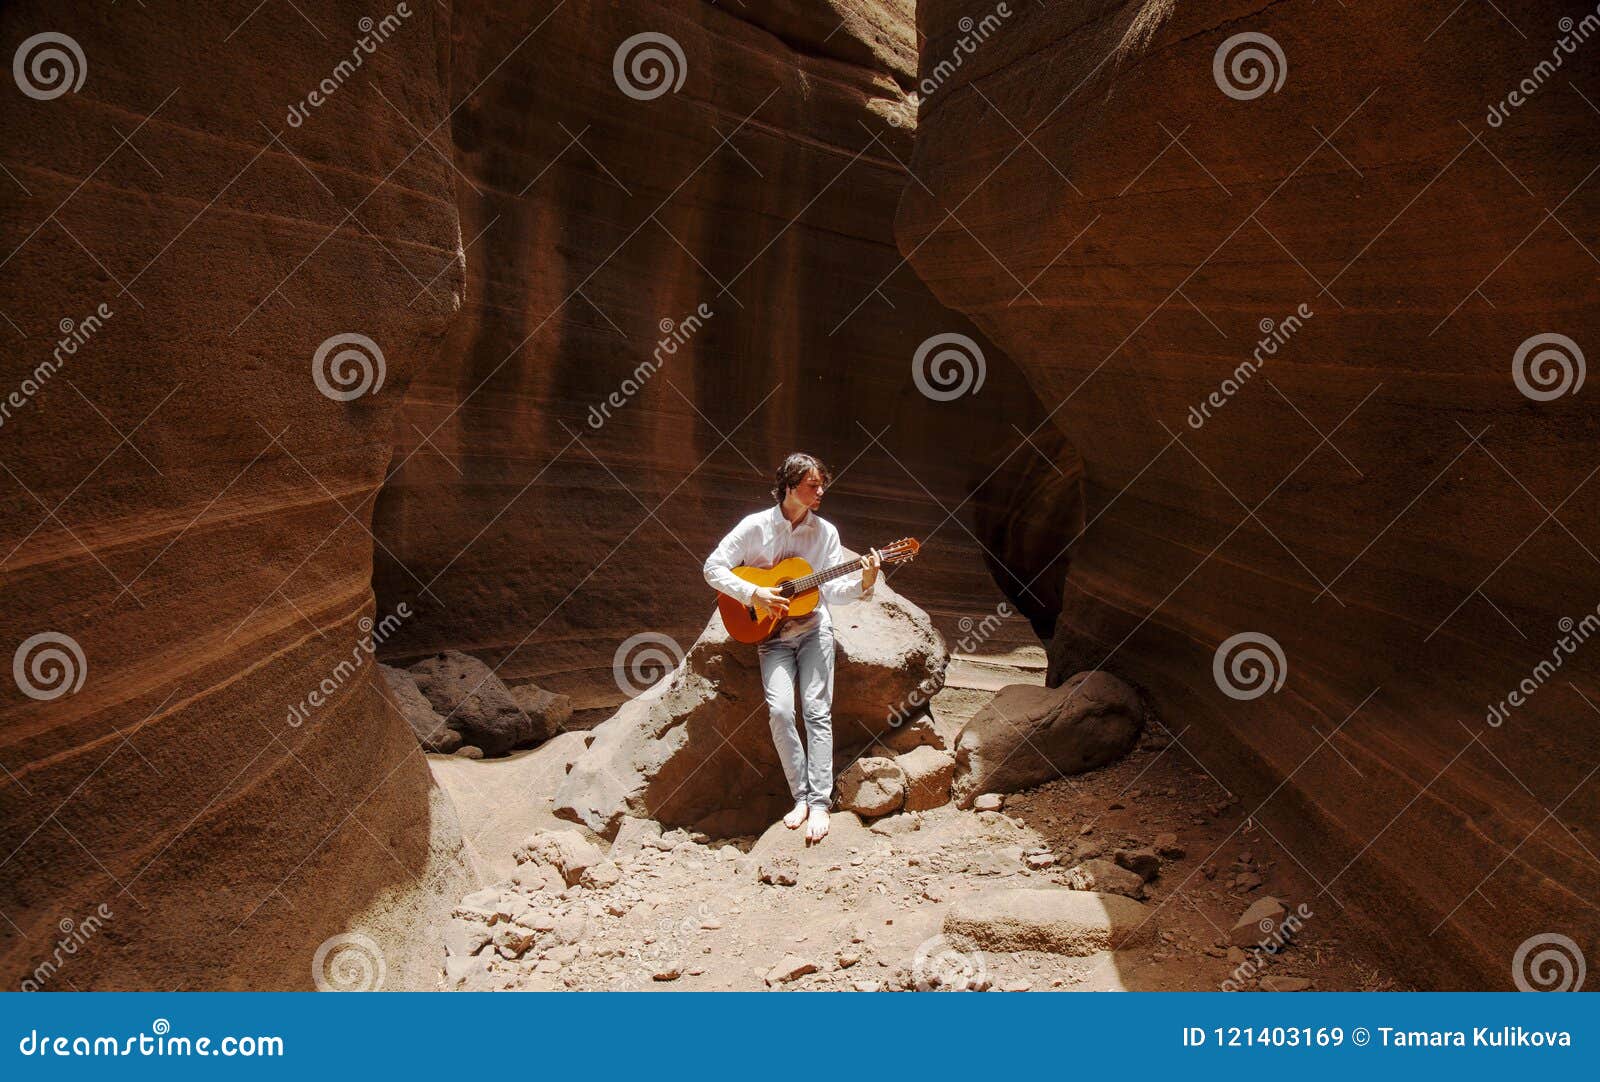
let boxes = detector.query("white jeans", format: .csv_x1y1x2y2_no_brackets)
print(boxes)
757,617,835,809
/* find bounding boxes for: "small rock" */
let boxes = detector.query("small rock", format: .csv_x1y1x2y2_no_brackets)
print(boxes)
455,745,484,759
765,954,819,985
1229,896,1289,949
837,951,860,969
898,746,956,811
653,965,683,981
443,918,491,957
851,978,882,992
515,830,604,886
759,857,800,886
972,793,1004,812
1260,975,1312,992
836,757,908,817
1024,852,1057,870
580,860,622,889
1153,832,1184,859
1062,859,1146,899
1113,847,1161,882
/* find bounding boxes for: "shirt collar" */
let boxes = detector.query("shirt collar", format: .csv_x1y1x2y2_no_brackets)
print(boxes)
773,503,813,531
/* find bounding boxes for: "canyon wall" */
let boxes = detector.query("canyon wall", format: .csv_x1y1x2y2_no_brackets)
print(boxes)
899,0,1599,988
0,0,1062,989
0,0,472,989
371,0,1064,721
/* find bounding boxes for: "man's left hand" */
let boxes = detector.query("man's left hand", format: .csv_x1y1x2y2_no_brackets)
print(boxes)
859,548,882,590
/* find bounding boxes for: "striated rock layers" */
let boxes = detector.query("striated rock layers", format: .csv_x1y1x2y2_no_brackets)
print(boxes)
899,0,1599,988
0,0,1050,990
369,0,1068,723
0,0,473,989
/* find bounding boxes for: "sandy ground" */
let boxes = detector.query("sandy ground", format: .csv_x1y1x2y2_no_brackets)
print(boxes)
431,639,1403,992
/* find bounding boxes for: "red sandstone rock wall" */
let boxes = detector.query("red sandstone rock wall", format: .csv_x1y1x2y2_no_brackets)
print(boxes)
900,0,1599,988
0,0,472,989
371,0,1060,720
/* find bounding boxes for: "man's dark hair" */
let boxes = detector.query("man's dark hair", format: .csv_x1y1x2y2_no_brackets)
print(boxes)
772,452,832,505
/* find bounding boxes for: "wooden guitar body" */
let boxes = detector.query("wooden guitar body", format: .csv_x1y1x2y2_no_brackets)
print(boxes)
717,557,819,643
712,538,921,644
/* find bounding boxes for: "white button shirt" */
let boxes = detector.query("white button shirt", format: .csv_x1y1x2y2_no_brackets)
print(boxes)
703,504,874,637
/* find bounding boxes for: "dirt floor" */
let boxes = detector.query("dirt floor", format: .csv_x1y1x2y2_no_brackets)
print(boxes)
433,638,1404,992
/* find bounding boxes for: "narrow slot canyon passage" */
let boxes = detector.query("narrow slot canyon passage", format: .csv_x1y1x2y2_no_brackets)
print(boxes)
0,0,1592,995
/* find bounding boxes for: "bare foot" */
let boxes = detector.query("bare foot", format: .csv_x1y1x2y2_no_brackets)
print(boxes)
782,801,807,829
805,805,829,845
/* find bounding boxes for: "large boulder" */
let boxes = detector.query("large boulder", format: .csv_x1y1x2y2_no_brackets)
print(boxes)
553,576,947,837
952,673,1143,806
380,664,460,754
408,651,558,757
509,683,574,736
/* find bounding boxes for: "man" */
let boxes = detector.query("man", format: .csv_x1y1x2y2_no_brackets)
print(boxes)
703,453,882,843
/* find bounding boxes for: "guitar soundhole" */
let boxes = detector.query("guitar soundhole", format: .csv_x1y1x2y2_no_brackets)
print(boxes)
746,606,758,620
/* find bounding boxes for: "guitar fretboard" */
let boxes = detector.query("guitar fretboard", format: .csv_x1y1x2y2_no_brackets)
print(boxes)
779,559,864,597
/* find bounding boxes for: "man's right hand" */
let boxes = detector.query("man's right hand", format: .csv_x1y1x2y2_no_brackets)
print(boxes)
752,586,790,618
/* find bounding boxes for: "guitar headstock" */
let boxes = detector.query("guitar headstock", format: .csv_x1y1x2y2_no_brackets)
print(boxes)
876,537,921,566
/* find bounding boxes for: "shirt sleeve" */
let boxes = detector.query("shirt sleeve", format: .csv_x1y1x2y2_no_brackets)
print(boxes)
704,517,758,606
817,523,871,608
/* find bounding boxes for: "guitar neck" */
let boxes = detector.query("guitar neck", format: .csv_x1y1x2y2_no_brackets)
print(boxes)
780,559,864,597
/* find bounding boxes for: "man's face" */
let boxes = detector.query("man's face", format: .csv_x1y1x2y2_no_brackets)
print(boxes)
792,469,825,510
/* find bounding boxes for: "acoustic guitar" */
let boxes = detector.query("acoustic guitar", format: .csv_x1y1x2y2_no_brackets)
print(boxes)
716,537,922,643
